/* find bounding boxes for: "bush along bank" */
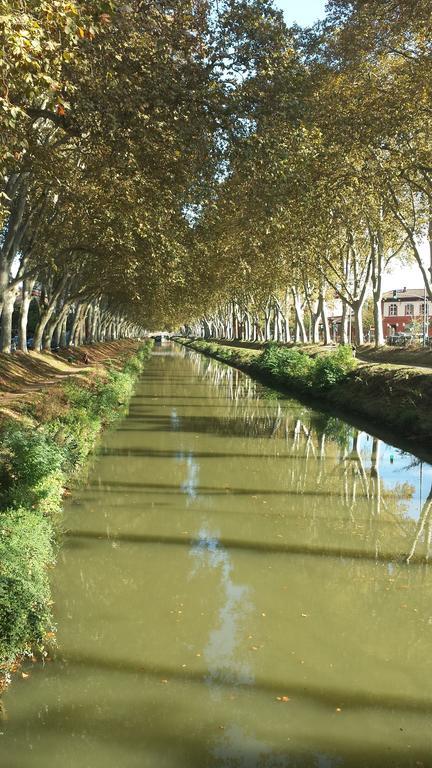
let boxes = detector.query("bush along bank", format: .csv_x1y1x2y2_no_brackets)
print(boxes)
0,342,153,688
177,338,432,448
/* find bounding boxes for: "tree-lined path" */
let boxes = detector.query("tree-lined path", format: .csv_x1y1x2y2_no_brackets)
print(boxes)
2,2,432,765
1,1,431,350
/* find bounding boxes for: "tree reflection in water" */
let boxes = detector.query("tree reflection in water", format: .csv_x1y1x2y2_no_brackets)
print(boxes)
182,346,432,564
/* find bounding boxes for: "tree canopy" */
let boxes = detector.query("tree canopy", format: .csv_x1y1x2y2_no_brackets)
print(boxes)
1,0,431,350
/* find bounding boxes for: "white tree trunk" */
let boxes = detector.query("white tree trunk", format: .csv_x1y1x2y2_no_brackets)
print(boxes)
0,288,17,353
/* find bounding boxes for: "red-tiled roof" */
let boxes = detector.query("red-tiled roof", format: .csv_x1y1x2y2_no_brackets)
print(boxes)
382,288,428,300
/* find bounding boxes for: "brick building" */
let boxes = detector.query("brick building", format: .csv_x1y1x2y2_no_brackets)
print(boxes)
382,288,432,338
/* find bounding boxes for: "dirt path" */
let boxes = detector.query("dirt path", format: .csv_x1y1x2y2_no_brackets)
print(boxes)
356,344,432,369
0,340,141,414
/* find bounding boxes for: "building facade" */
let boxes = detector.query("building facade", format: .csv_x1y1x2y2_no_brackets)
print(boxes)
382,288,432,338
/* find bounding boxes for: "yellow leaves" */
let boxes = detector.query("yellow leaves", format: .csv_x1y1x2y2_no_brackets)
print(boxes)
77,27,85,38
276,695,290,702
64,3,79,15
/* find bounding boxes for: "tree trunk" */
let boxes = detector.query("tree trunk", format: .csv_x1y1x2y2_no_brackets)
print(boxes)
33,305,56,351
43,303,70,351
59,317,68,347
310,299,321,343
264,305,271,341
292,288,307,343
70,304,84,346
90,305,99,342
341,299,349,344
0,260,9,319
203,318,212,339
274,302,283,341
18,278,36,352
0,288,17,353
320,298,331,345
353,301,364,345
371,231,385,348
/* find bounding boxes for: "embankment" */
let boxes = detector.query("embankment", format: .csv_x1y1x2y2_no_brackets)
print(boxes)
176,338,432,452
0,340,153,687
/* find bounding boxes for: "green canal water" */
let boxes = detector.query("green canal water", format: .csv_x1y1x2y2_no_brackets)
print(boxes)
1,344,432,767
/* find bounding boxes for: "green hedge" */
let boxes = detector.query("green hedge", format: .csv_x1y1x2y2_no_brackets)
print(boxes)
182,339,357,394
0,342,152,675
254,343,356,392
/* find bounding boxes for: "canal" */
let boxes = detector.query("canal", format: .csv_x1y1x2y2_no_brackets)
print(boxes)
1,343,432,767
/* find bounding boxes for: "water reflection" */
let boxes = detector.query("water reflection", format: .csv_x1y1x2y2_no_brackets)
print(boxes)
179,452,200,501
182,346,432,564
2,343,432,768
191,527,253,686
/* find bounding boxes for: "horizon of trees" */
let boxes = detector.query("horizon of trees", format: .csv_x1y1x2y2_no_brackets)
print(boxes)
1,0,431,352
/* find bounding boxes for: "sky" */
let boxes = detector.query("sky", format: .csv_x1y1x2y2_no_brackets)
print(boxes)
275,0,327,27
273,0,426,291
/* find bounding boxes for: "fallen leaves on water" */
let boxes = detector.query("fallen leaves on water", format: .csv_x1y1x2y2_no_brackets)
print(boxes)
160,679,169,684
276,696,290,702
21,672,29,679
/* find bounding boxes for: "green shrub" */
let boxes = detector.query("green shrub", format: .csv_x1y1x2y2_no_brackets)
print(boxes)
0,342,152,677
0,424,65,510
256,344,314,390
311,345,356,391
0,508,54,664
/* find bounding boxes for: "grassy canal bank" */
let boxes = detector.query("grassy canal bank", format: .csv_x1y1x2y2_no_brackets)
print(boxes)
177,338,432,452
0,340,153,689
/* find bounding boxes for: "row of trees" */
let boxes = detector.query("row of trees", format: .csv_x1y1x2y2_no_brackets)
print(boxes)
2,1,431,351
1,0,227,351
190,1,431,346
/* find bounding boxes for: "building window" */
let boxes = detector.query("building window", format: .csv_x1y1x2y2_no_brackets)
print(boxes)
420,303,429,315
405,303,414,316
388,303,398,316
